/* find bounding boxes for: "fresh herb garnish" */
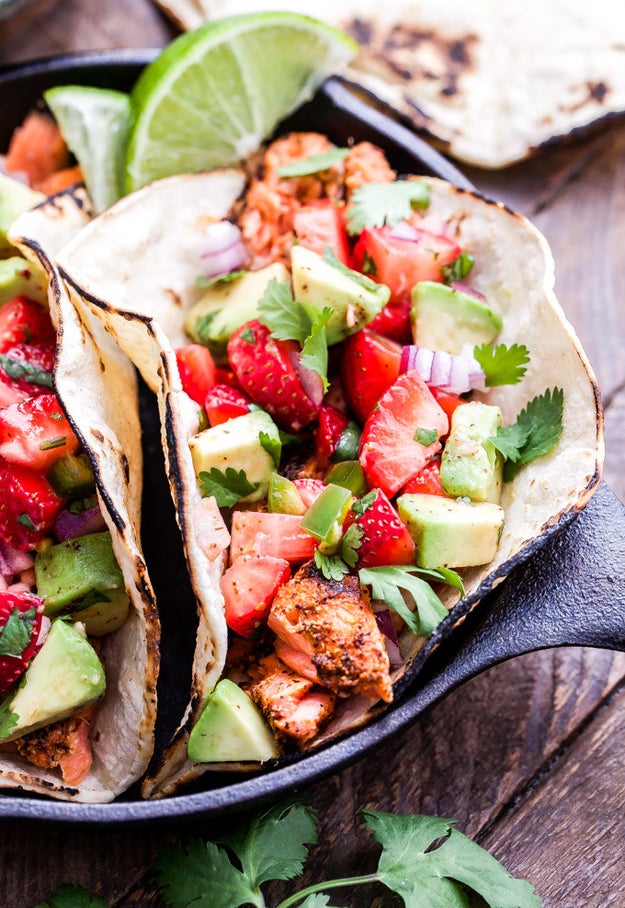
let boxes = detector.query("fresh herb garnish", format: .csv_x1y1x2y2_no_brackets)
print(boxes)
240,326,256,344
350,489,377,517
276,147,349,177
321,246,381,294
314,548,350,581
0,607,36,658
68,497,97,515
35,883,107,908
259,431,281,469
150,798,539,908
199,467,260,507
0,695,19,741
346,180,430,234
194,311,219,344
441,251,475,283
39,436,67,451
197,269,246,289
361,250,377,275
474,342,530,386
299,305,332,393
340,523,363,568
414,426,438,446
16,512,37,530
0,353,53,389
489,387,564,481
359,565,458,636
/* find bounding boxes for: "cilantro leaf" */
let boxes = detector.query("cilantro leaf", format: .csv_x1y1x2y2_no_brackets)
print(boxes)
299,306,332,393
276,147,349,177
473,343,530,386
314,549,350,581
197,269,246,289
490,387,564,481
258,278,309,344
0,607,36,658
359,566,448,636
155,839,258,908
198,467,259,507
321,247,382,293
35,884,108,908
363,810,541,907
414,427,438,446
351,490,377,516
219,800,317,887
346,180,430,234
340,524,363,568
0,694,18,740
441,252,475,284
415,566,465,597
259,431,281,469
0,353,53,389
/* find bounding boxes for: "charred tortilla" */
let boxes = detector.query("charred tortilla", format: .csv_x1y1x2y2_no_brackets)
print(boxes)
54,168,602,798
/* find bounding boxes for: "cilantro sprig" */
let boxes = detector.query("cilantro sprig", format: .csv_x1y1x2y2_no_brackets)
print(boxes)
0,353,53,389
490,387,564,481
276,147,349,178
441,251,475,283
359,565,463,636
474,342,530,386
198,467,260,507
346,180,430,234
0,607,36,658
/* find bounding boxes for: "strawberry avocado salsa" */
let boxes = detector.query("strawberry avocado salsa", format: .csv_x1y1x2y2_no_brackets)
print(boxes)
175,133,563,761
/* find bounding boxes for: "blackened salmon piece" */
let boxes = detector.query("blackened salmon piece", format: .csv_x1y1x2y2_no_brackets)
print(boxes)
268,560,393,703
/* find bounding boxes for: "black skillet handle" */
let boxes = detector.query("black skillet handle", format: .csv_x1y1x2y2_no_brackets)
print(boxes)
408,482,625,710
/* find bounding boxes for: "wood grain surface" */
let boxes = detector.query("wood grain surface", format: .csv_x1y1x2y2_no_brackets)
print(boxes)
1,2,625,907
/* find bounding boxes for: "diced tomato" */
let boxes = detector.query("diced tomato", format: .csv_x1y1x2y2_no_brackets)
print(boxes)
229,511,316,564
293,199,350,265
204,383,252,427
0,459,63,551
345,488,415,568
293,478,327,509
0,342,55,399
359,371,449,499
353,225,461,300
175,344,217,406
0,297,55,352
430,387,465,423
315,404,349,464
366,296,412,344
400,459,448,497
0,394,80,473
221,554,291,636
4,112,69,188
340,328,402,424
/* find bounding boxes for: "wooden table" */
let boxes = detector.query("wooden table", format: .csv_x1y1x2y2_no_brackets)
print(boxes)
2,2,625,906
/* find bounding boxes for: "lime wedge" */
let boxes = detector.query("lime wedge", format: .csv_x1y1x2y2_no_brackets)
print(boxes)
44,85,132,213
125,12,359,191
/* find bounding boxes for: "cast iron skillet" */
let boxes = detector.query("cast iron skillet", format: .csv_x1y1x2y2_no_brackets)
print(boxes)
0,51,622,824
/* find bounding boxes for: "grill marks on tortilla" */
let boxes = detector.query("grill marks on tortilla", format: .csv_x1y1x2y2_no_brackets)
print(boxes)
346,18,478,102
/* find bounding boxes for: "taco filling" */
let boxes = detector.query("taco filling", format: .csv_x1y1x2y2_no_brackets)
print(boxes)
55,129,600,797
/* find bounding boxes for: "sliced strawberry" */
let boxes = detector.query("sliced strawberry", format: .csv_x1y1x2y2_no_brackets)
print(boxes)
359,371,449,499
315,404,349,464
204,383,252,427
293,478,327,510
0,341,55,398
227,320,320,433
293,199,350,265
0,459,64,551
346,488,415,568
0,394,81,473
400,458,448,497
430,387,465,423
175,344,217,405
341,328,402,424
221,554,291,637
366,296,412,344
0,297,55,352
0,591,46,695
230,510,316,564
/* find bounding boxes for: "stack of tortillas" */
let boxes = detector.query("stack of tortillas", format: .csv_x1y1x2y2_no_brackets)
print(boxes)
153,0,625,168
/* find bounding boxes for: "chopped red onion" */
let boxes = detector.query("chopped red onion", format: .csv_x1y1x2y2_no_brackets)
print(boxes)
289,350,324,408
55,504,106,542
0,540,33,580
200,221,247,279
35,615,51,649
375,609,404,669
388,220,421,242
451,281,488,304
431,350,452,387
400,343,485,395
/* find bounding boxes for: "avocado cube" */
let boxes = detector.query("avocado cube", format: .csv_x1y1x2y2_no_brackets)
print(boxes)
397,493,504,569
0,173,44,254
0,256,48,306
411,281,502,354
440,402,504,503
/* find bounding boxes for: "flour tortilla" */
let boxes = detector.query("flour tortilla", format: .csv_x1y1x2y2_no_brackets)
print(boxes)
54,169,602,797
158,0,625,168
0,191,160,802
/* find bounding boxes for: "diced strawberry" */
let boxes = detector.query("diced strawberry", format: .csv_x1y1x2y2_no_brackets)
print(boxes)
221,554,291,637
353,225,460,300
341,328,402,424
204,383,252,427
293,199,350,265
227,320,320,433
0,342,55,398
430,387,465,423
230,510,316,564
0,394,80,473
175,344,217,405
346,488,416,568
0,459,64,551
0,297,55,352
0,591,46,695
315,404,348,464
293,478,327,510
400,458,448,497
366,296,412,344
359,371,449,499
4,112,69,187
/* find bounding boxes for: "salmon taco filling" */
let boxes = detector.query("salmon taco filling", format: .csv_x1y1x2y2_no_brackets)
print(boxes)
55,129,599,797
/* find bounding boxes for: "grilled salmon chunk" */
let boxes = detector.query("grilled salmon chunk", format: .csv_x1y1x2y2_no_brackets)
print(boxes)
268,560,393,703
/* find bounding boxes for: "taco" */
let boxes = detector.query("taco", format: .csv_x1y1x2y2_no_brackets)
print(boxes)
54,134,602,798
0,187,159,802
